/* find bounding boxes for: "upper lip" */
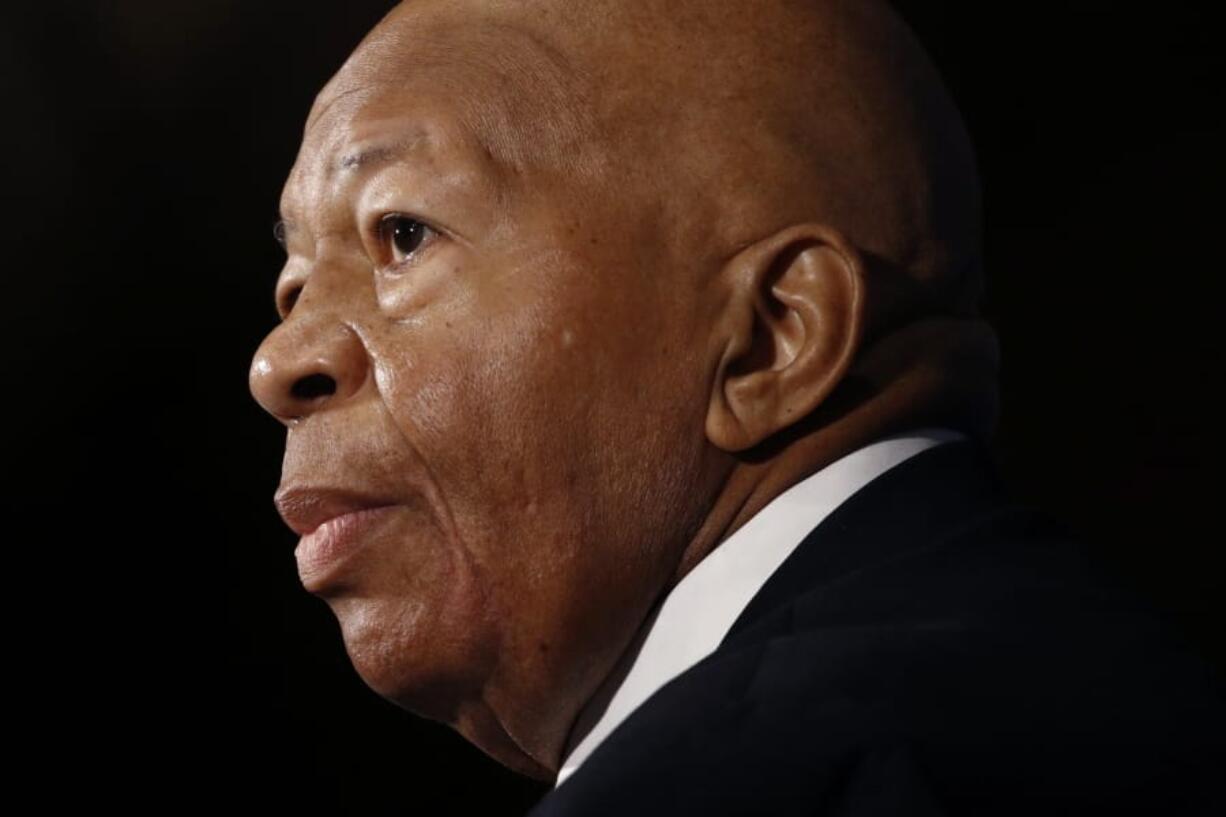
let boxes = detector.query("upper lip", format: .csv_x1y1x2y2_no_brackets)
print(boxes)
274,485,399,536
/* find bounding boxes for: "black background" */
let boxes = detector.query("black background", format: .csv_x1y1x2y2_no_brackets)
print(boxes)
6,2,1222,813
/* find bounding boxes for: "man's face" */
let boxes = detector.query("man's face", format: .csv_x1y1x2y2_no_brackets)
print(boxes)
248,6,723,773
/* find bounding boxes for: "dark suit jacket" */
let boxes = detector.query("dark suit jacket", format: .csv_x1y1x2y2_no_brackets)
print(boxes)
529,439,1225,816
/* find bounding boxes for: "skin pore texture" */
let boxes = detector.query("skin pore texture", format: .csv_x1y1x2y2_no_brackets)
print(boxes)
248,0,999,780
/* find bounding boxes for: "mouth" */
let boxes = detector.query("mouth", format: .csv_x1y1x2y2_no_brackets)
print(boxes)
293,505,400,591
274,485,402,591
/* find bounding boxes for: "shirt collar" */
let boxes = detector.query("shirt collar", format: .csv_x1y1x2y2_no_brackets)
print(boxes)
554,427,967,787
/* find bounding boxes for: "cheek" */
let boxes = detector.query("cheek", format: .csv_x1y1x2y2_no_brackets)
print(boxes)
374,299,601,585
358,265,711,701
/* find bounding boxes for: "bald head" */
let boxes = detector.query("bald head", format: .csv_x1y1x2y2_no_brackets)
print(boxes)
260,0,998,777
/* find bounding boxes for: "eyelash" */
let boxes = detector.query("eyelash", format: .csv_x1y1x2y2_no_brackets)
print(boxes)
374,213,441,271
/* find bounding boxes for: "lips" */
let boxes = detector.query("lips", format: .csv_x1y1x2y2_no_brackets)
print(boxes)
274,485,398,536
274,485,401,589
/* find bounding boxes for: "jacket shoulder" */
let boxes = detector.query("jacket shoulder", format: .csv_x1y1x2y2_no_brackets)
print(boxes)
535,507,1226,816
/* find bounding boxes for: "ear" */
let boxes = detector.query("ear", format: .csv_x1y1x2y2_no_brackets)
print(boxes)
705,224,866,452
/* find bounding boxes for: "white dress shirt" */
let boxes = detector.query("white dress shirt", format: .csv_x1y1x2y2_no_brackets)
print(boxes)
554,427,968,788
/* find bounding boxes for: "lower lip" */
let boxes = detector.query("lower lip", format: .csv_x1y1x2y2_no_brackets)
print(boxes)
295,506,399,590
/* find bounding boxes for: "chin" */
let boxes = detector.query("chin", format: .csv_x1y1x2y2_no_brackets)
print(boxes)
327,594,558,780
328,593,493,725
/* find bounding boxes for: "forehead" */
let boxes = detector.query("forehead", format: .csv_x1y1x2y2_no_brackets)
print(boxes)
281,8,600,212
281,88,497,220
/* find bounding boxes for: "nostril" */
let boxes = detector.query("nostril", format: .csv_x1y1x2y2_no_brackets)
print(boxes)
292,372,336,401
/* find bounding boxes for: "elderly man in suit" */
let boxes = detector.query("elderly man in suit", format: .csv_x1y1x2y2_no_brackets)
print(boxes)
247,0,1224,813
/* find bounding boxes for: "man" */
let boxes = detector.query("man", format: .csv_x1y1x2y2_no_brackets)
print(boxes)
247,0,1224,813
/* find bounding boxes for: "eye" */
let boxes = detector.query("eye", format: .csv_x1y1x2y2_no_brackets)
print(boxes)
273,220,287,249
377,214,438,267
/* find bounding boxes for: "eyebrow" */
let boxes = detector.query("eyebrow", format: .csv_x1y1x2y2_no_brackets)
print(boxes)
273,137,435,239
277,116,511,241
335,126,509,207
335,133,431,175
274,140,430,234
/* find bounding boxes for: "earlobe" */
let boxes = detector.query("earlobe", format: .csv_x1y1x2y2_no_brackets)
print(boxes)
705,225,865,452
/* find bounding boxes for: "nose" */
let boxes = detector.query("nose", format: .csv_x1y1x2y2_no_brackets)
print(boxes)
248,311,371,426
